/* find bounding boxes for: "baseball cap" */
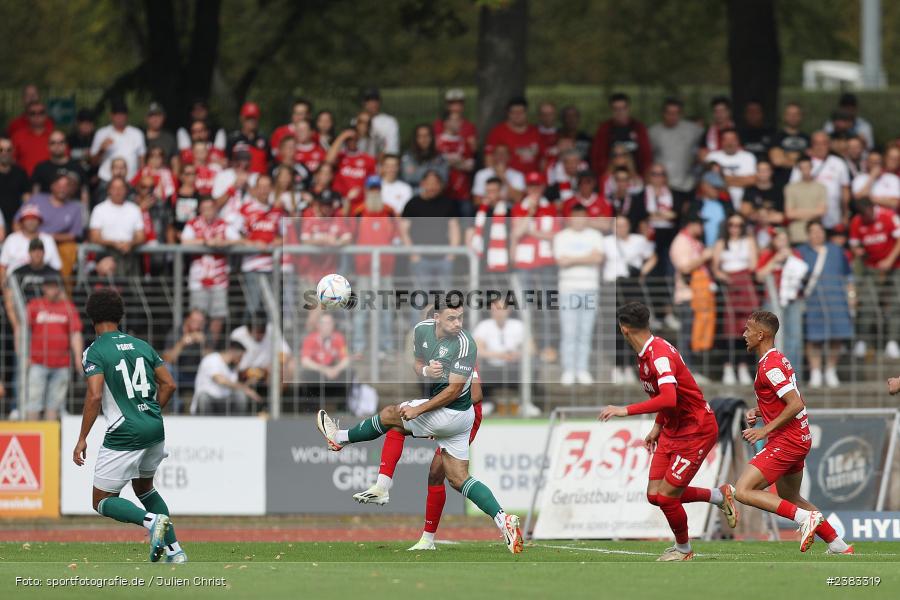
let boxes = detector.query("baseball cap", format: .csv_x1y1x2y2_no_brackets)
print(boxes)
28,238,44,251
445,88,465,102
240,102,261,119
361,87,381,101
76,108,95,123
18,205,43,223
365,175,382,190
576,169,596,182
232,142,252,161
147,102,165,116
525,172,546,186
110,98,128,114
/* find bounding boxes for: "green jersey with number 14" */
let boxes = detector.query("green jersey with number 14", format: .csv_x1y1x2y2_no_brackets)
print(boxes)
82,331,166,451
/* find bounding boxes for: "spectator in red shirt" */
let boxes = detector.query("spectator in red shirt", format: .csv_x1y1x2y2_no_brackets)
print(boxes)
270,98,313,157
227,102,269,174
326,125,376,212
562,170,614,232
11,101,52,176
296,189,351,284
486,96,542,174
590,92,653,178
849,197,900,359
190,140,219,197
25,275,82,420
537,101,559,167
350,179,399,355
293,119,326,174
435,112,476,207
433,88,477,154
7,84,54,139
131,146,176,202
301,312,350,403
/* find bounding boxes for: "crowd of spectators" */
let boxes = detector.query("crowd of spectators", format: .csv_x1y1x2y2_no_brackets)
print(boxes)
2,83,899,418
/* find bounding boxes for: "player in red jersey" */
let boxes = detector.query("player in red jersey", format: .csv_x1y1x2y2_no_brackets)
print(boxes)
732,310,854,554
600,302,737,561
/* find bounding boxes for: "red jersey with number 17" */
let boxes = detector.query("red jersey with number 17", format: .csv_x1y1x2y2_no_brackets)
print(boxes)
754,348,811,452
637,336,716,440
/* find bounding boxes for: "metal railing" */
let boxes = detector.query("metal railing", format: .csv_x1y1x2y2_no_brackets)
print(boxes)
4,243,900,419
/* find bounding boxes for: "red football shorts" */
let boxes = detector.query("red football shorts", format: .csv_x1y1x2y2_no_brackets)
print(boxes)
749,441,809,484
649,431,717,488
436,401,483,456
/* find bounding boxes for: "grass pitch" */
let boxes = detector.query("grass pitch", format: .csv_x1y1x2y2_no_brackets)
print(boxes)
0,541,897,600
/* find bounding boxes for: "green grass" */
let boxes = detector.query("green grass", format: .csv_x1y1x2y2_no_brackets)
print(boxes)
0,541,897,600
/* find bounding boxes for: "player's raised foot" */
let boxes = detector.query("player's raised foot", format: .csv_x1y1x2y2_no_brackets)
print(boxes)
826,545,854,555
502,513,524,554
407,536,436,551
353,485,389,505
148,514,170,562
718,484,739,528
317,410,343,451
165,550,188,563
656,546,694,561
798,510,824,552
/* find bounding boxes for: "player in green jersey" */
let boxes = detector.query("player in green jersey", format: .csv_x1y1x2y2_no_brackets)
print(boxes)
316,299,523,553
72,288,185,563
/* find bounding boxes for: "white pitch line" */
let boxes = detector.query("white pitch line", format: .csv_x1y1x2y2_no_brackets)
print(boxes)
534,543,657,556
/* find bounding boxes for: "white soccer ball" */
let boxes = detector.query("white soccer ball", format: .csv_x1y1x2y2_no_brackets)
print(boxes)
316,273,352,309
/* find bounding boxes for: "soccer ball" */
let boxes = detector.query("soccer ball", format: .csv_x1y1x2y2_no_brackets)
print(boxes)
316,273,352,309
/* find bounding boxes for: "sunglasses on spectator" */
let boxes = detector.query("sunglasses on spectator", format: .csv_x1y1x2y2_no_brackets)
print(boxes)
728,221,743,227
650,171,665,176
0,147,12,152
182,170,196,176
50,139,65,145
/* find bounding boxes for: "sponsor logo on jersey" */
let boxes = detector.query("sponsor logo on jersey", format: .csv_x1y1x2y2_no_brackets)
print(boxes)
116,343,135,351
84,364,97,373
0,434,41,492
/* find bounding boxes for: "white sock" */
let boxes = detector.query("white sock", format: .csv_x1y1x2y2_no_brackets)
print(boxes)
165,541,182,556
142,513,155,531
336,430,350,444
493,510,506,530
376,473,393,491
675,542,691,553
420,531,435,544
828,538,849,553
709,488,724,506
793,507,812,525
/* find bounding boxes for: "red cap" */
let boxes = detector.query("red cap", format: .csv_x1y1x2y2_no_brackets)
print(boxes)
525,171,546,186
240,102,261,119
18,205,43,223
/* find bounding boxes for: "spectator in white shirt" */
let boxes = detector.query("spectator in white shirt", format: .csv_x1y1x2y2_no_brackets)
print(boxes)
789,131,850,228
705,128,756,210
378,153,413,214
89,176,145,275
191,341,261,415
603,216,656,384
0,205,61,282
90,98,146,182
361,88,399,155
554,204,604,386
852,151,900,210
473,299,534,413
472,144,525,204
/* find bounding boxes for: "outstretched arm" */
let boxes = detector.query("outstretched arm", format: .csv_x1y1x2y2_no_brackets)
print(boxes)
599,384,676,421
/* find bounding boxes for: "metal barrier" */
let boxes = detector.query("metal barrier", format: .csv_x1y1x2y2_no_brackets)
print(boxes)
3,243,900,420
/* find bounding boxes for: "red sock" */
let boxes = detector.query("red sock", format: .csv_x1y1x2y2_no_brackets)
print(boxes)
378,430,405,477
775,499,798,520
424,484,446,534
816,519,838,543
680,487,711,503
657,494,689,544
